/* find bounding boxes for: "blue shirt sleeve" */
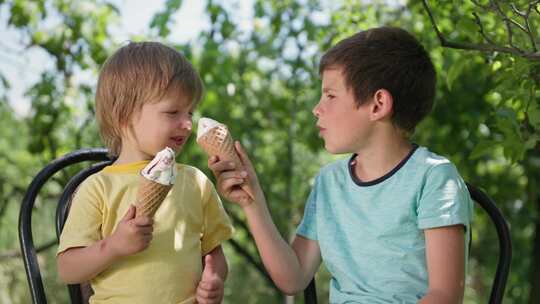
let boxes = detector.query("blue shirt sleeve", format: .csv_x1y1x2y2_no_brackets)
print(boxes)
296,177,319,240
417,163,473,230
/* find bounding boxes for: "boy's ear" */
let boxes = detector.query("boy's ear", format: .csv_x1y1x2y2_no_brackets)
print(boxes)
369,89,393,121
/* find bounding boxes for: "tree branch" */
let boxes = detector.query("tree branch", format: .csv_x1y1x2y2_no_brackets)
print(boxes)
488,2,524,51
225,210,278,289
227,239,277,289
524,1,538,51
491,1,528,33
472,12,497,45
422,0,540,60
0,239,57,260
228,209,251,237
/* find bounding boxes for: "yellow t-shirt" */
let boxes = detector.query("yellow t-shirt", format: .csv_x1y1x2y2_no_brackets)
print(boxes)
57,161,234,304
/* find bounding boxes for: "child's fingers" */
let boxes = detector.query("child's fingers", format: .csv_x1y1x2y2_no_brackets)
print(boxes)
140,234,153,245
196,284,221,299
218,171,244,193
137,225,153,235
221,177,245,192
198,281,221,291
218,171,247,191
234,141,253,168
196,293,220,302
121,205,136,221
207,155,219,167
133,216,153,227
196,295,219,304
208,159,235,174
220,170,246,180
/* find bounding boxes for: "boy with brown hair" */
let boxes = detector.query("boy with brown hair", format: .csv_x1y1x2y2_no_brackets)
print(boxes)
210,27,473,303
57,41,233,304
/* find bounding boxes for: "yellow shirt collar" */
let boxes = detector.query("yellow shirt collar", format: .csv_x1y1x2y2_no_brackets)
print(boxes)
102,161,150,173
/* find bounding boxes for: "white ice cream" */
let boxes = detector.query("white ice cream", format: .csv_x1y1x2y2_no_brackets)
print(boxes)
197,117,224,141
141,147,177,185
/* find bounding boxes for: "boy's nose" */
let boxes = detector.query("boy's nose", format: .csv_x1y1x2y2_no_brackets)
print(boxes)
312,102,321,118
180,119,192,131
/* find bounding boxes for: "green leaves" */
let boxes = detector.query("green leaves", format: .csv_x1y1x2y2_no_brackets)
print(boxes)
528,96,540,130
494,107,526,161
7,0,33,27
470,107,530,162
446,60,465,91
470,139,499,159
149,0,183,37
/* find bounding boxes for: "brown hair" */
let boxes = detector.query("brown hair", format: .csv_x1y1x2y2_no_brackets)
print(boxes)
95,41,204,156
319,26,436,134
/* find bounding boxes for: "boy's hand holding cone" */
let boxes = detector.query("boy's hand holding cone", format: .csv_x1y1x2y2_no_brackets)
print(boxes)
135,147,176,218
196,118,243,170
197,118,257,206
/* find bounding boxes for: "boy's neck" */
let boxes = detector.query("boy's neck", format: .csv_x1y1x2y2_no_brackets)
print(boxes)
352,135,413,183
114,148,153,165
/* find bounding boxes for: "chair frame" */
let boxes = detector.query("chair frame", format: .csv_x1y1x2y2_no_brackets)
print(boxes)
19,149,512,304
19,148,112,304
465,183,512,304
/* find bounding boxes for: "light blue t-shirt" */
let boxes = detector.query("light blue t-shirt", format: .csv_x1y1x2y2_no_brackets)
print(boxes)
297,146,473,303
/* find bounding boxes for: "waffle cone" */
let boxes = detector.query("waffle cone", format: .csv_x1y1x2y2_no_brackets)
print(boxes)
135,176,173,218
197,125,242,168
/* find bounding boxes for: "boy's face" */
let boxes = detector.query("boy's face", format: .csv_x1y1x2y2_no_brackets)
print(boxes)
122,93,194,161
313,67,375,154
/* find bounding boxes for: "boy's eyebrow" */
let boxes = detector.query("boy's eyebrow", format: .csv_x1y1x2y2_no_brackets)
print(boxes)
322,87,336,93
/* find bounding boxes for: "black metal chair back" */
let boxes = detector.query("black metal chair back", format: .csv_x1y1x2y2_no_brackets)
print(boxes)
303,183,512,304
466,183,512,304
19,148,113,304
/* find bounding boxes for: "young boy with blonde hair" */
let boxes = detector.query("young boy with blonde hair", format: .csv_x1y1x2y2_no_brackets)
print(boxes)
57,42,234,304
209,27,473,303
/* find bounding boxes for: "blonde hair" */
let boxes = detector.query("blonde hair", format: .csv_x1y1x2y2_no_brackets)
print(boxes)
95,41,204,156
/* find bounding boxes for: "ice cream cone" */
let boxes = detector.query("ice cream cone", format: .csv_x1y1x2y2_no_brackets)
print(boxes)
197,123,242,169
135,147,177,218
197,117,254,199
135,177,172,217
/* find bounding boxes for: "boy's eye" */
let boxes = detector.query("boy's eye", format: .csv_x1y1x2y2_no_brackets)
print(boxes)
327,94,335,100
165,111,178,115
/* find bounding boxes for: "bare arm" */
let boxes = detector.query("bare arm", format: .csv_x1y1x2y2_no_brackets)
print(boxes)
57,205,154,284
418,225,465,304
242,199,322,294
209,142,322,294
196,245,228,304
202,245,228,281
57,240,119,284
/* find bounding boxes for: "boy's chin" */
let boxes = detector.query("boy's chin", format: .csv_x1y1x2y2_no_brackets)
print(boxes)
324,143,352,155
324,145,342,154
